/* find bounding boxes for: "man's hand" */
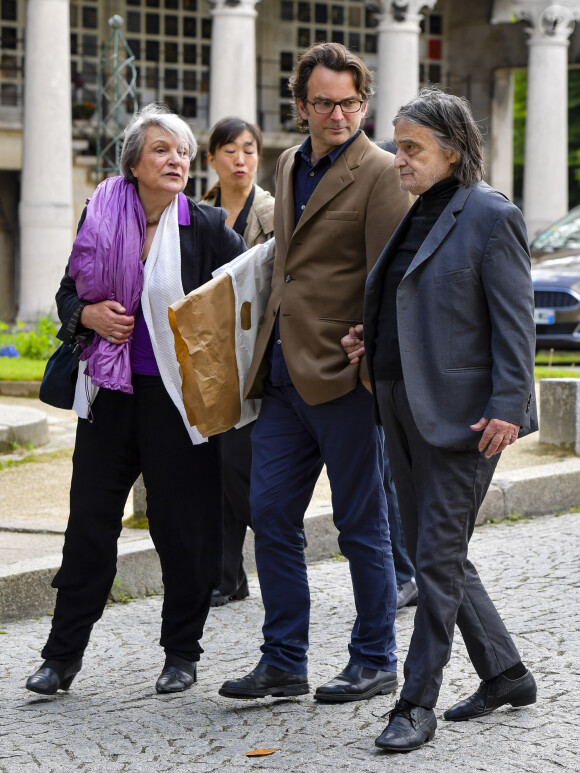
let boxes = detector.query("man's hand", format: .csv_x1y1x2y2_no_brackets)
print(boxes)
470,417,520,458
341,325,365,364
80,300,135,345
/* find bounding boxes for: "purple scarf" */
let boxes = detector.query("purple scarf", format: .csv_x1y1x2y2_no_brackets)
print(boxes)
69,176,146,394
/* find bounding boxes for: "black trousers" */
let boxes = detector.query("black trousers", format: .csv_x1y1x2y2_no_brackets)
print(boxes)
375,380,522,708
42,375,222,663
219,421,254,596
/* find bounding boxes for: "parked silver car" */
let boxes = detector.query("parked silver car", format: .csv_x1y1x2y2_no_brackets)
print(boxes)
532,256,580,349
530,205,580,263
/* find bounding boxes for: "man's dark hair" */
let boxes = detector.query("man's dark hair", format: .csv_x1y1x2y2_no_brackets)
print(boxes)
393,88,484,186
289,42,374,130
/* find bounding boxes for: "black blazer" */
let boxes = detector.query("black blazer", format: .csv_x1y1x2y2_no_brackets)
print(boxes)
55,197,245,343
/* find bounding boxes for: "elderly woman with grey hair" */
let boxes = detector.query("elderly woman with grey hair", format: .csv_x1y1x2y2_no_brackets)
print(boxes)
25,104,244,697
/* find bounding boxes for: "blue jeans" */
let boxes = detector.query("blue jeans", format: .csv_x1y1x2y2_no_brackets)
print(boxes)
250,381,398,674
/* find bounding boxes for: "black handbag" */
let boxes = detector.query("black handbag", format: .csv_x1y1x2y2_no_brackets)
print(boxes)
39,343,81,410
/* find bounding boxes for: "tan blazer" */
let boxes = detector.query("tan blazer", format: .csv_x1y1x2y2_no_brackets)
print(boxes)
203,184,274,247
245,131,413,406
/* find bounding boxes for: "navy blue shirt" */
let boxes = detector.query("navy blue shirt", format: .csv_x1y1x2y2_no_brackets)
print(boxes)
292,132,359,226
270,132,360,386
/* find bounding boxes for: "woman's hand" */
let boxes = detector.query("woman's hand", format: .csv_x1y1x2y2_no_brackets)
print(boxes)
80,300,135,344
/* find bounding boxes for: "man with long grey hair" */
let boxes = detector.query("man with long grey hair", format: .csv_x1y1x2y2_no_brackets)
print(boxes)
343,87,538,751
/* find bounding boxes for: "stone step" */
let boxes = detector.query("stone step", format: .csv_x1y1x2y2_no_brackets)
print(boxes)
0,403,48,453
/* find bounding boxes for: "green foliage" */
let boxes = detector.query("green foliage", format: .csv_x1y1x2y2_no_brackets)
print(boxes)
0,316,59,361
13,318,58,360
513,70,526,168
110,577,134,605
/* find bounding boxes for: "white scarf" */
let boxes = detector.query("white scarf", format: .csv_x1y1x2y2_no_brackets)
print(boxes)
141,196,206,445
74,196,205,446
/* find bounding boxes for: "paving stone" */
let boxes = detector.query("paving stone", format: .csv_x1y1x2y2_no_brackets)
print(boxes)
0,511,578,771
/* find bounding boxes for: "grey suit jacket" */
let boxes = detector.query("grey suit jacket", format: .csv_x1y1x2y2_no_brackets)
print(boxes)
364,181,539,450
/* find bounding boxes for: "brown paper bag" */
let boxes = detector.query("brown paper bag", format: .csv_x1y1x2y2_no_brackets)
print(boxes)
168,272,241,436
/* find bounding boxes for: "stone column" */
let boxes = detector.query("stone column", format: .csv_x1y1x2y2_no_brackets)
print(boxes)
19,0,73,322
208,0,260,127
375,1,437,141
515,2,580,238
490,68,515,200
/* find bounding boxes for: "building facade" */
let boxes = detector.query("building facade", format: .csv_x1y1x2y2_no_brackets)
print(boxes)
2,1,580,320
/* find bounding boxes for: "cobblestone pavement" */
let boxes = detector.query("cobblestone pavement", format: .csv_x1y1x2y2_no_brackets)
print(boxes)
0,511,578,773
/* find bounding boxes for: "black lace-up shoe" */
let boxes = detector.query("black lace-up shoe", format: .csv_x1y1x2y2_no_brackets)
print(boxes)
375,698,437,752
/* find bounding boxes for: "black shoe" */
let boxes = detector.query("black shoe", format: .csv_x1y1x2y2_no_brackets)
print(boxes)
314,664,397,703
25,659,83,696
156,660,197,694
375,698,437,752
219,662,309,699
397,578,418,610
443,669,537,721
210,583,250,608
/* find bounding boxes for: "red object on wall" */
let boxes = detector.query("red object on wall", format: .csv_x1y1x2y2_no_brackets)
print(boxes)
428,39,442,60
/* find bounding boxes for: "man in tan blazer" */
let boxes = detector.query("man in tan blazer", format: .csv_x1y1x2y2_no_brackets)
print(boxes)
219,42,412,703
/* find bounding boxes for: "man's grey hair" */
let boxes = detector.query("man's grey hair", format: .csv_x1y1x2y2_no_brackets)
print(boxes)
120,103,197,184
393,88,484,186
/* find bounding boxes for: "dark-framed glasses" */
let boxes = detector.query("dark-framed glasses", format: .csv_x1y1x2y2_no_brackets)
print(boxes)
304,98,365,115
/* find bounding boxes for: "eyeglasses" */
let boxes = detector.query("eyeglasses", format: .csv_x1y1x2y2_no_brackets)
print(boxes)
303,98,365,115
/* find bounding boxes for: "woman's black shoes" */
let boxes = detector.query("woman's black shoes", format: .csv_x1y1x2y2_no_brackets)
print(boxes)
155,657,197,694
25,656,200,695
25,659,83,695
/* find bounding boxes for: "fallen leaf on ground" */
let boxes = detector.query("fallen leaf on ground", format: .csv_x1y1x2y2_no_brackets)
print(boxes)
243,748,277,757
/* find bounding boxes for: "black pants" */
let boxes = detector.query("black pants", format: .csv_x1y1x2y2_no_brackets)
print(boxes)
42,375,223,663
219,421,254,596
375,379,522,708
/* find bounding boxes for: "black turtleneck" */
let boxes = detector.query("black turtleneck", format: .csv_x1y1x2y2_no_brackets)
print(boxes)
373,176,460,380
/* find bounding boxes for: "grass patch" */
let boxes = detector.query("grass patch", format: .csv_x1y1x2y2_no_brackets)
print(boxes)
534,366,580,379
122,513,149,530
0,453,35,471
535,350,580,378
0,448,72,471
0,356,46,381
0,316,58,380
536,350,580,365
